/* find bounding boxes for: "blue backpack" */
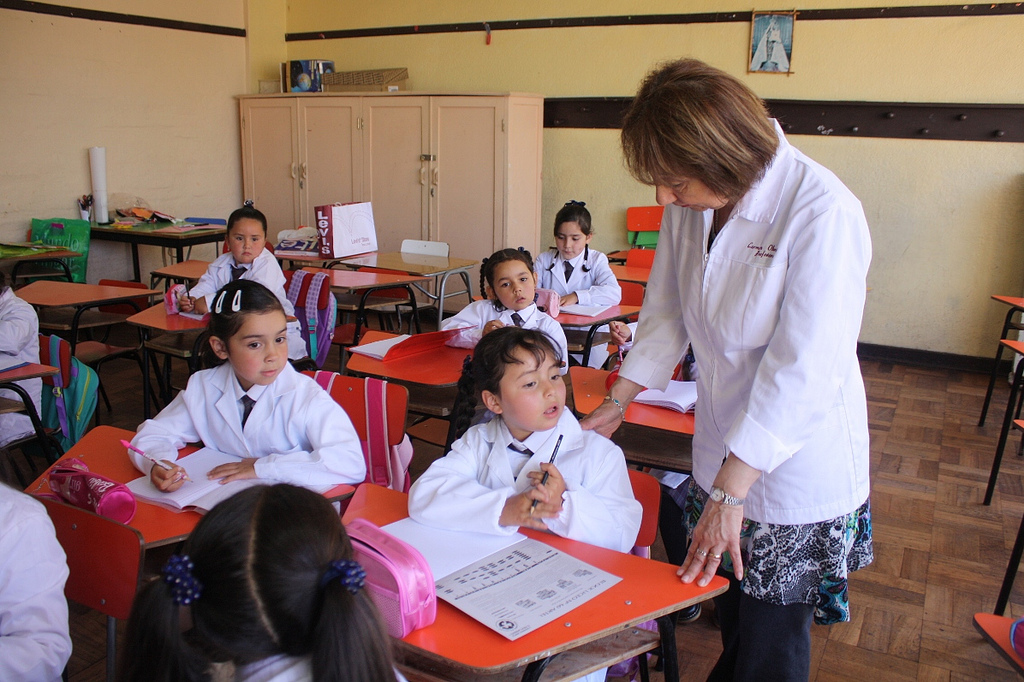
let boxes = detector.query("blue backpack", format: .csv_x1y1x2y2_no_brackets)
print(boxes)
285,270,336,368
39,334,98,450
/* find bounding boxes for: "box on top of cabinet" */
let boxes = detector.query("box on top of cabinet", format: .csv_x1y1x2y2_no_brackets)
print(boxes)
323,68,408,92
281,60,335,92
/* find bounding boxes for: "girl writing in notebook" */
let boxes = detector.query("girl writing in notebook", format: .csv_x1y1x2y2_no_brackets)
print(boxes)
441,247,568,372
120,484,407,682
177,202,306,360
534,200,621,308
130,280,365,492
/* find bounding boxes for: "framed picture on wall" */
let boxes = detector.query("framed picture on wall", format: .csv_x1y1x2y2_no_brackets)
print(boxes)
749,11,795,73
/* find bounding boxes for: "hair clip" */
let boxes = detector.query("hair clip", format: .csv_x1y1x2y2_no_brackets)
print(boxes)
565,200,586,207
243,199,254,208
163,554,203,606
213,290,227,314
517,246,525,252
481,256,489,264
231,289,242,312
320,559,366,594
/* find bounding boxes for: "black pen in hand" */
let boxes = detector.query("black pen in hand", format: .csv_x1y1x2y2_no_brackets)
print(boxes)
530,435,563,515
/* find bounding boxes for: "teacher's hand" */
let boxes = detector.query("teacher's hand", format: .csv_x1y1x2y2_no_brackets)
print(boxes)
580,376,645,438
677,500,745,587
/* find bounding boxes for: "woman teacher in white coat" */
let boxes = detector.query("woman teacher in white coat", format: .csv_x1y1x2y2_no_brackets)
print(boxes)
583,58,873,681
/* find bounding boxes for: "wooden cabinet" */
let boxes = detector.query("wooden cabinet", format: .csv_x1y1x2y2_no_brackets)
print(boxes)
239,92,543,262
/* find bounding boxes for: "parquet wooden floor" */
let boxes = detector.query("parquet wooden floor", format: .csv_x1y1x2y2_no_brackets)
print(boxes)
11,354,1024,680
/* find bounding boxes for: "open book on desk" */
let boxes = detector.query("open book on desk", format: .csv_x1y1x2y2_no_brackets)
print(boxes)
347,327,470,362
126,447,331,514
382,518,620,641
633,380,698,413
559,303,612,317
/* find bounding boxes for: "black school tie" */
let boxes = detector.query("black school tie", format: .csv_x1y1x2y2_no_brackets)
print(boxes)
241,395,256,428
510,312,524,328
231,265,247,281
509,442,533,456
563,260,574,282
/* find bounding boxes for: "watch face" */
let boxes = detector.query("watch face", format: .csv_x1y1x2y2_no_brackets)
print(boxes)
710,487,724,502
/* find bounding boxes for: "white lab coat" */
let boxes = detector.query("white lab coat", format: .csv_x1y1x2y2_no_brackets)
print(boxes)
0,287,41,447
190,249,305,360
535,248,621,307
131,362,366,487
441,301,569,374
0,483,71,682
619,121,871,526
409,408,641,553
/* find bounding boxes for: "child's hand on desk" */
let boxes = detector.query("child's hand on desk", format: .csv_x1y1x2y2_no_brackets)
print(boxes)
558,293,579,306
609,321,633,346
208,459,257,484
150,462,187,492
482,320,506,335
500,490,556,531
177,295,195,313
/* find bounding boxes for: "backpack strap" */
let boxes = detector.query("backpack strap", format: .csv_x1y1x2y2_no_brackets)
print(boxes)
311,370,336,393
364,377,390,488
303,273,326,361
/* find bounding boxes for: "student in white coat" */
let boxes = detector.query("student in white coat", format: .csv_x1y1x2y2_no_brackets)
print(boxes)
178,203,306,360
121,484,407,682
441,248,569,374
0,271,42,448
131,280,365,493
0,482,71,682
534,200,621,308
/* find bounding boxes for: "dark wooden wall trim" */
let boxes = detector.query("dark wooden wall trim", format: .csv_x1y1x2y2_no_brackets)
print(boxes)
287,3,1024,41
544,97,1024,142
0,0,246,37
857,343,997,375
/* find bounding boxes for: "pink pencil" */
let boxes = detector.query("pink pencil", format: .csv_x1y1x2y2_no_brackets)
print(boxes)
121,439,191,482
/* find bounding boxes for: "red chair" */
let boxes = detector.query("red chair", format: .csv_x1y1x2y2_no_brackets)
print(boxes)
626,248,656,269
620,280,645,307
609,206,664,263
627,469,661,559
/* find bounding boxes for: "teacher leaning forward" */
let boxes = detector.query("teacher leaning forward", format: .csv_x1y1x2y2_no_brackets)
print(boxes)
583,59,873,681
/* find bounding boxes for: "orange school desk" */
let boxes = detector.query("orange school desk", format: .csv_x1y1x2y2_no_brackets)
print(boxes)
0,362,60,466
609,264,651,286
557,304,642,367
570,366,693,474
91,222,226,282
127,304,209,419
973,613,1024,675
343,483,726,682
149,259,211,289
0,244,81,284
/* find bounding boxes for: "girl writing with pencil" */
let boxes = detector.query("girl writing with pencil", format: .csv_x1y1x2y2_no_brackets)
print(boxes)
534,200,621,308
129,280,365,492
440,247,568,373
178,202,307,360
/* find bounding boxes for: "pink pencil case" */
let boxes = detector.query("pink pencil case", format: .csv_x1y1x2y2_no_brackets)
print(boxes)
346,517,436,638
535,288,560,317
164,284,185,314
39,457,137,524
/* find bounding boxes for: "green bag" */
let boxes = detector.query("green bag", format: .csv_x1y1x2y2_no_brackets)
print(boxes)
30,218,91,282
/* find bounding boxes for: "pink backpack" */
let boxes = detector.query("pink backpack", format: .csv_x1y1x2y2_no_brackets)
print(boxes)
346,518,436,637
310,371,413,492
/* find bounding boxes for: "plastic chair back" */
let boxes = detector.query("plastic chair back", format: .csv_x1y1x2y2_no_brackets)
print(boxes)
626,206,664,248
301,371,408,447
283,270,333,310
38,496,144,620
401,239,449,257
628,469,662,555
620,281,645,307
97,279,151,315
626,248,656,269
37,334,71,388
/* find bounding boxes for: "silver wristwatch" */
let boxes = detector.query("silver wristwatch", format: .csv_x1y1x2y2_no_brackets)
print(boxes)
710,486,744,506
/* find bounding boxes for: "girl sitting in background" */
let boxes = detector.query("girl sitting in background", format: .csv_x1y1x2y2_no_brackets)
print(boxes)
0,271,41,449
131,280,365,492
441,248,568,372
534,200,621,308
119,484,406,682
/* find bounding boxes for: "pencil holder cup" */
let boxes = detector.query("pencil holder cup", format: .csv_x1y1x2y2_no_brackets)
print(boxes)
165,284,185,314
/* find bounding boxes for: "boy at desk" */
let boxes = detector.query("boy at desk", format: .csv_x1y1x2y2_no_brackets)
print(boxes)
177,202,306,361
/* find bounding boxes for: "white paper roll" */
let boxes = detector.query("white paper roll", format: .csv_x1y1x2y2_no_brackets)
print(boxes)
89,146,109,223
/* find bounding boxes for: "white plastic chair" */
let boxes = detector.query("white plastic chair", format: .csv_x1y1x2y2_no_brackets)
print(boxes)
401,239,450,257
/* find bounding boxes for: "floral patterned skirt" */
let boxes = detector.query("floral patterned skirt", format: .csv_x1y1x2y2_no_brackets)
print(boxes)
684,480,873,625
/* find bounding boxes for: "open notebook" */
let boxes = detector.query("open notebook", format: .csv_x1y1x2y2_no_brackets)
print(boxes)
126,448,331,514
633,380,698,413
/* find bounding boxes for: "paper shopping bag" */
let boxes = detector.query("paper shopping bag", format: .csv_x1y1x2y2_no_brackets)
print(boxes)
315,202,378,258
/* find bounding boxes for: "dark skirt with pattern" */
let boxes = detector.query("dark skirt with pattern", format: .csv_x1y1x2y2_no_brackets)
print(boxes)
685,480,873,625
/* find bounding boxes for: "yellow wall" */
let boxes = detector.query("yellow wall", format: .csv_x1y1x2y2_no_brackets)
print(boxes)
284,1,1024,357
0,1,248,279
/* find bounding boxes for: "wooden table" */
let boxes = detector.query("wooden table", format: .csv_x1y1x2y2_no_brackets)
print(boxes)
91,223,226,282
610,264,651,286
149,259,211,289
302,267,430,339
343,483,726,682
0,243,81,284
18,280,160,354
335,251,476,322
0,362,60,464
557,305,642,367
346,330,469,418
570,366,693,474
127,304,209,419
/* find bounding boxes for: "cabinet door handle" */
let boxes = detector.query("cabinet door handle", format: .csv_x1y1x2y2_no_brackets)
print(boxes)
290,164,297,179
300,163,308,180
432,168,439,186
420,166,427,186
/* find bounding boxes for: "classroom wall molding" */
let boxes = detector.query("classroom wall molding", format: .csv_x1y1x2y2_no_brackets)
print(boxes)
857,343,1001,375
544,98,1024,142
285,3,1024,41
0,0,245,37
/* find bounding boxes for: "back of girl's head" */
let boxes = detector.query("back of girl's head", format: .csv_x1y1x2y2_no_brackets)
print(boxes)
119,484,397,682
480,247,534,306
200,280,285,367
227,201,268,236
554,200,592,236
450,326,561,441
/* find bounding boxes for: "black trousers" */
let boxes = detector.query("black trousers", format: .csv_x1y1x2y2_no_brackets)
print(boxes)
708,574,815,682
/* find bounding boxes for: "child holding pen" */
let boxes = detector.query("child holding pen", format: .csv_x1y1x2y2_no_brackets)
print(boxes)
178,202,307,360
129,280,365,492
